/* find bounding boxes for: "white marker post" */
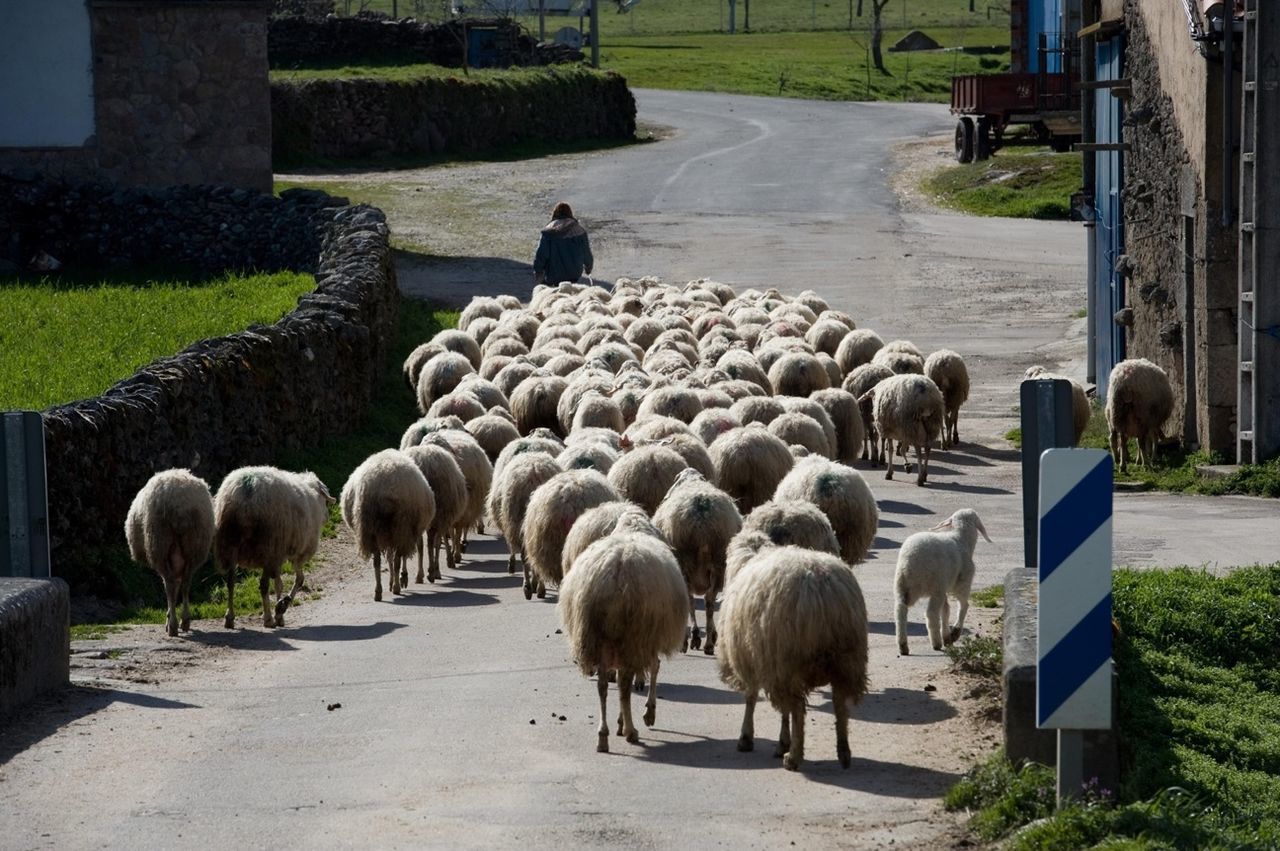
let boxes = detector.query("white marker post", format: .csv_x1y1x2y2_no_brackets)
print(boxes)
1036,448,1113,806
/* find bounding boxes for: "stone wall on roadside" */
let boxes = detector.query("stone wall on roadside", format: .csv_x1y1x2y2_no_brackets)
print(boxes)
271,67,635,166
1,178,398,582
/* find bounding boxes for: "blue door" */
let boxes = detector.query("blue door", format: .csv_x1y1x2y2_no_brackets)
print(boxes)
1093,36,1125,398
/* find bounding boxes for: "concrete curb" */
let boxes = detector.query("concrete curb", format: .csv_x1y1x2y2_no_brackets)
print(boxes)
1002,568,1118,789
0,578,70,719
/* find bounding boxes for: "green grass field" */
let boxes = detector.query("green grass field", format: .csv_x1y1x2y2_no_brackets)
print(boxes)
947,564,1280,848
0,270,315,411
925,147,1082,219
348,0,1006,37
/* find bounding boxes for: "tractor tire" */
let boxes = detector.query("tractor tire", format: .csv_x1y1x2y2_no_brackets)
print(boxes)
954,117,975,164
975,117,993,160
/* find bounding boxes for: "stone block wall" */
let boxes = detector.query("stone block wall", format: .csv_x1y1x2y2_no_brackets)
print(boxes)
0,1,273,192
271,67,636,166
1,179,399,578
1124,1,1238,453
269,15,529,68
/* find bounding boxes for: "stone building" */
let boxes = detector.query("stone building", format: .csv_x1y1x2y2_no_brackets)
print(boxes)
0,0,272,191
1083,0,1279,461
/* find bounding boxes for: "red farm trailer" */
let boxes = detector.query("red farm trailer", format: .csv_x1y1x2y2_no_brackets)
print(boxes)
950,0,1083,162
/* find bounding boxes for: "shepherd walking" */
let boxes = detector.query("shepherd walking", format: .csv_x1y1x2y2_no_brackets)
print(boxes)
533,201,594,286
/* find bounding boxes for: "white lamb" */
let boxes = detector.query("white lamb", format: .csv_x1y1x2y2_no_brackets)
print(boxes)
894,509,991,655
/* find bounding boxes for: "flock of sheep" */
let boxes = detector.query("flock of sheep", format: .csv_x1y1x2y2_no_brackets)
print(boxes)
122,275,1174,770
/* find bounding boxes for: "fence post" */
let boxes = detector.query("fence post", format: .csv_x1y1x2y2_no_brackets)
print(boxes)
2,411,51,579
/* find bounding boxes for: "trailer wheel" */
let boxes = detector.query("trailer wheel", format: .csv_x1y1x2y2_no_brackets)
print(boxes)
954,117,975,164
1049,135,1073,153
975,117,993,160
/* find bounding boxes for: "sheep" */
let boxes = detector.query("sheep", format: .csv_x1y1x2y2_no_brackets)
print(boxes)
491,432,565,485
834,329,885,374
403,342,445,391
794,290,830,316
713,378,767,402
402,444,468,583
882,339,924,357
546,353,587,376
644,432,716,479
563,426,622,452
571,391,626,433
1025,366,1090,445
467,316,499,347
862,374,945,486
894,509,991,654
816,352,843,387
809,388,866,466
691,408,743,446
458,296,503,332
818,308,857,330
557,442,620,475
521,469,620,599
767,351,831,397
625,414,693,443
560,500,663,577
636,386,704,424
734,498,841,563
871,348,925,376
426,390,486,423
716,349,772,393
805,319,850,357
341,451,435,600
559,523,689,752
1105,358,1174,472
480,354,514,382
492,359,539,399
709,424,795,513
607,443,689,515
729,395,785,427
213,466,334,628
455,375,509,412
774,456,878,565
768,412,832,459
465,412,521,463
125,469,215,637
557,374,615,432
778,397,838,458
432,329,482,370
653,469,743,654
420,429,493,553
924,349,970,449
843,363,894,464
510,374,568,436
416,351,476,413
718,546,869,770
489,451,563,576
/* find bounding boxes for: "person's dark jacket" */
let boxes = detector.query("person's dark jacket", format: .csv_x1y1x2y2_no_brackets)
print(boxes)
533,217,593,285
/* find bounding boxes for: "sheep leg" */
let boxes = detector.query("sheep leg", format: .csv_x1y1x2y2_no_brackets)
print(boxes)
951,409,961,447
783,700,806,771
883,436,894,480
949,591,971,645
416,536,426,584
260,572,276,629
737,692,756,752
926,594,945,651
596,655,610,753
522,557,534,600
536,578,546,599
915,442,930,487
773,712,790,758
391,553,403,596
161,576,179,638
834,688,852,769
1109,428,1124,473
618,668,639,744
222,566,237,629
398,552,408,589
276,562,305,626
507,552,516,575
179,571,193,633
703,584,718,655
686,593,702,651
642,661,659,727
895,598,911,656
373,551,383,602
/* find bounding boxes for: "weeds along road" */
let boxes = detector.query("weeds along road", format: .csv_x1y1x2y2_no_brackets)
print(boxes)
4,91,1278,850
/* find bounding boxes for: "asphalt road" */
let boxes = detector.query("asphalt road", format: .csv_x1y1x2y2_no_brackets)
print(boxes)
4,91,1278,850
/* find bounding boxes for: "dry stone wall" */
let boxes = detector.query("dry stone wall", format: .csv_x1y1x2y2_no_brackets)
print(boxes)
271,67,635,166
2,179,398,580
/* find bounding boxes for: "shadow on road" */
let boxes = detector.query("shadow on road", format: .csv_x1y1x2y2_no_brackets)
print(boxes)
867,620,926,637
935,450,996,468
657,681,740,706
849,687,958,725
393,588,500,607
927,481,1014,496
281,621,408,643
634,734,960,794
396,250,536,305
872,535,903,551
877,500,935,516
0,685,199,765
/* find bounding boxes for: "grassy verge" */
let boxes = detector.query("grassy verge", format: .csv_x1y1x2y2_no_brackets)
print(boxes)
0,270,315,411
924,148,1082,219
1003,405,1280,497
70,300,460,631
947,564,1280,848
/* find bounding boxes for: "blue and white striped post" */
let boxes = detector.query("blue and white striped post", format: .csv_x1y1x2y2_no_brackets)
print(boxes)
1037,448,1113,806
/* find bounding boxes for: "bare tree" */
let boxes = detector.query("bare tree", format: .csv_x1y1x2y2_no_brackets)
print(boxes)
870,0,891,76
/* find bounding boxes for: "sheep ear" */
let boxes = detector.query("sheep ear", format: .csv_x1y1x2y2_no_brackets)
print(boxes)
930,518,954,531
976,517,992,543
